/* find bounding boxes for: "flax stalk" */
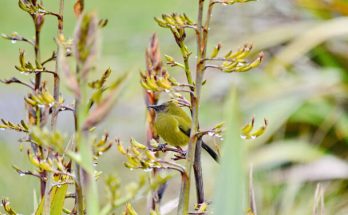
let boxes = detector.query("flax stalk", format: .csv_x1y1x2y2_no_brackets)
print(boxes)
51,0,64,129
178,0,217,213
178,0,205,214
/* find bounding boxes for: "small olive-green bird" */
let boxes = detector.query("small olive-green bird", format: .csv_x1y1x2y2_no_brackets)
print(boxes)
148,101,219,162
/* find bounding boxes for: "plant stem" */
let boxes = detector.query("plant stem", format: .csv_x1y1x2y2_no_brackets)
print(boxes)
43,167,52,215
75,163,85,215
178,0,217,213
58,0,64,35
249,165,257,215
193,138,204,205
193,0,216,207
51,0,64,129
73,65,85,215
178,1,205,213
30,8,48,202
45,2,65,213
203,1,215,56
192,1,216,208
34,22,42,91
192,0,206,208
75,59,99,214
179,43,193,85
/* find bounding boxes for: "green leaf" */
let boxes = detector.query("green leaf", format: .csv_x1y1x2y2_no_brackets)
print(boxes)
289,99,333,125
250,139,324,170
213,89,245,214
34,184,68,215
51,185,69,215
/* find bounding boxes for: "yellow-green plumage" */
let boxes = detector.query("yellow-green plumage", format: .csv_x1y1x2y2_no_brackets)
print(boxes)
154,102,191,147
149,101,219,162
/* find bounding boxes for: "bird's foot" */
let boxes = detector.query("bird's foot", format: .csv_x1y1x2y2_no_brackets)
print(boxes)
172,146,187,160
151,144,187,160
157,143,168,152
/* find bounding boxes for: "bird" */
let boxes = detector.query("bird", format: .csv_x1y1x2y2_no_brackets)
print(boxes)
148,101,219,162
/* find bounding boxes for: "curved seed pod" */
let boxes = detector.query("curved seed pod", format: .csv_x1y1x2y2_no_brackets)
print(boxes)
145,150,156,161
130,138,147,150
39,161,53,172
28,151,40,167
162,14,176,26
154,17,167,28
249,119,268,139
145,77,160,91
42,91,54,104
140,80,153,91
126,155,140,167
211,43,222,58
131,147,141,156
183,13,194,25
124,162,137,169
241,117,255,136
116,141,127,155
174,14,185,26
20,120,29,131
235,44,252,60
150,139,159,148
156,77,172,89
248,52,264,68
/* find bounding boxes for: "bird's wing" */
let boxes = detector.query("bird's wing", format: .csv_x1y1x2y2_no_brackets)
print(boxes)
176,117,191,137
179,125,191,137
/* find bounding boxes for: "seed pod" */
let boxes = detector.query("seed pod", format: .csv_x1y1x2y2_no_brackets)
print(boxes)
130,138,147,150
116,141,127,155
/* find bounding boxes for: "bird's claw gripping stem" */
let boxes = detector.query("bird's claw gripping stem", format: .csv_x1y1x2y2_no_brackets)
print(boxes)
157,143,168,152
172,146,187,160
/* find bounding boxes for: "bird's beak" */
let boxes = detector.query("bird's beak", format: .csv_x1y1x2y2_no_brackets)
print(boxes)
147,104,159,111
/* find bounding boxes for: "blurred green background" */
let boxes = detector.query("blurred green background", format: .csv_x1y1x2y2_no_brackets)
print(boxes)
1,0,348,214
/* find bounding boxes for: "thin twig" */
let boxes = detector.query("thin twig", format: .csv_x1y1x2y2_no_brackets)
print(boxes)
0,77,34,90
74,65,85,215
42,52,56,66
42,52,72,66
12,166,46,180
249,165,257,215
204,65,221,71
51,0,64,129
1,34,34,46
203,57,236,62
158,160,188,177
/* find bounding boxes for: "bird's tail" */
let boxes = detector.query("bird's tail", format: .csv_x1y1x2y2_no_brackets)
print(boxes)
202,141,219,163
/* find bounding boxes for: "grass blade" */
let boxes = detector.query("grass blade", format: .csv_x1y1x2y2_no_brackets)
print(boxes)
213,88,244,214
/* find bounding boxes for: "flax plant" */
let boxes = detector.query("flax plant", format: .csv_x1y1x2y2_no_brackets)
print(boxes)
1,1,126,214
118,0,264,214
